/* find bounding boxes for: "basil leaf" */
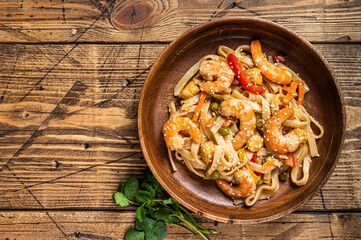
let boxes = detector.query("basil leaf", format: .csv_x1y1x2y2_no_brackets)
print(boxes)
113,192,129,207
123,177,139,199
124,229,144,240
135,190,153,203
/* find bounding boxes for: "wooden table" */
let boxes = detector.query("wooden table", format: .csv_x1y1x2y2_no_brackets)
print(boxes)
0,0,360,239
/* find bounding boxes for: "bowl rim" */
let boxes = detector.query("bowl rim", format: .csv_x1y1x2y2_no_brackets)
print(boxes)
137,17,346,224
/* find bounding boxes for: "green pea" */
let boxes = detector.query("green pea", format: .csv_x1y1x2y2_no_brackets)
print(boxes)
219,127,230,136
279,172,289,182
210,102,219,112
265,156,274,162
208,171,220,180
256,119,265,128
257,178,264,186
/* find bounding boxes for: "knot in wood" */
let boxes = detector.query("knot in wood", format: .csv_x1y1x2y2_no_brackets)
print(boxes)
110,2,153,29
22,111,30,119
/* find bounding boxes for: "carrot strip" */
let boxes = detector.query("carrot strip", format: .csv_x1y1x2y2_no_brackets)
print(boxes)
222,116,235,127
282,81,298,104
192,92,207,122
297,81,305,106
285,153,296,168
263,159,276,168
206,117,215,128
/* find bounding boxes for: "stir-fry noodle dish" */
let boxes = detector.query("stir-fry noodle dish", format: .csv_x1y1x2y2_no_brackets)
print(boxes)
162,40,324,206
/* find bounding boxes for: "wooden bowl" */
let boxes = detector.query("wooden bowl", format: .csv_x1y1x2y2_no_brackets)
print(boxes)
138,18,345,224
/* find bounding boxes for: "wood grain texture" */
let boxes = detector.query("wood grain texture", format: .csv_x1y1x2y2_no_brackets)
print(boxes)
0,43,359,211
0,210,360,239
0,0,360,43
0,0,360,237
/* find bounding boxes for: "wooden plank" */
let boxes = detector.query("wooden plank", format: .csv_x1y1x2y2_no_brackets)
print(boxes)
0,43,359,211
0,0,360,43
0,210,359,239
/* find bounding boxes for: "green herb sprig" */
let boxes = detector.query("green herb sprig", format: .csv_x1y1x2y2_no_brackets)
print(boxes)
114,169,216,240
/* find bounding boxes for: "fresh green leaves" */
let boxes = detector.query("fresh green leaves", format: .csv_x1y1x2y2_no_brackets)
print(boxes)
124,229,145,240
136,207,146,222
152,221,167,240
153,208,178,224
162,198,173,205
124,177,139,199
113,192,129,207
144,169,163,193
114,169,215,240
141,182,156,199
114,177,140,207
135,218,167,240
135,190,153,203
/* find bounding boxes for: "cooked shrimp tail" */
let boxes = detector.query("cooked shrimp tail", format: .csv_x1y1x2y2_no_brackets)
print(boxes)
220,98,256,150
200,60,234,93
216,170,256,198
264,108,306,154
251,40,292,85
163,116,202,151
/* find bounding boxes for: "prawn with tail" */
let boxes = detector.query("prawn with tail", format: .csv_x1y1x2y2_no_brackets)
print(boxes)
199,59,234,93
220,98,256,151
216,169,256,198
265,108,307,154
163,116,202,151
251,40,292,85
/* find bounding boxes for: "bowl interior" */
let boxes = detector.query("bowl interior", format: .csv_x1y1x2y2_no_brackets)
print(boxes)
138,18,344,223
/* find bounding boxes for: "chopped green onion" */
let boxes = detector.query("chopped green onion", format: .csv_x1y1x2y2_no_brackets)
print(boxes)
257,178,264,186
209,93,225,101
208,171,220,180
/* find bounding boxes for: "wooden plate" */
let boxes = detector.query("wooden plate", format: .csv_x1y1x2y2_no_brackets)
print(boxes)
138,18,345,224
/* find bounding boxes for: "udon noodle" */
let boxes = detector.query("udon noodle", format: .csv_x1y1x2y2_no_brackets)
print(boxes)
162,40,324,206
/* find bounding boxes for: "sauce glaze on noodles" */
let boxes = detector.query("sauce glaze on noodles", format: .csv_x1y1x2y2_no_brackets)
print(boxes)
163,41,324,206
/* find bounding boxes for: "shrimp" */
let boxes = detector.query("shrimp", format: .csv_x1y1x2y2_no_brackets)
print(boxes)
220,98,256,151
216,169,256,198
199,59,234,93
163,116,202,151
264,108,306,154
250,40,292,85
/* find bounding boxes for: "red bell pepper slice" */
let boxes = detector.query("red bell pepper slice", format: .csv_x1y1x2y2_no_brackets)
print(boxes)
285,153,296,168
251,153,264,177
227,53,266,94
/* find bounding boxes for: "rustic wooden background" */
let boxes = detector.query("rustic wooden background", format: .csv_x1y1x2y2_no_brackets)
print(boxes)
0,0,360,239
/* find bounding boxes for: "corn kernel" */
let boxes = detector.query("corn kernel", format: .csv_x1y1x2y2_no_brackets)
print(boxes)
200,141,215,164
237,148,248,165
179,81,200,100
246,68,263,85
293,128,308,141
246,135,263,152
